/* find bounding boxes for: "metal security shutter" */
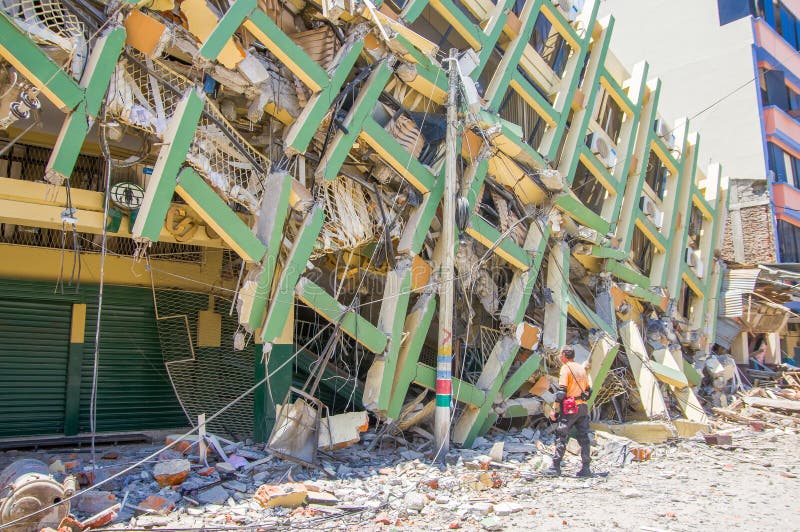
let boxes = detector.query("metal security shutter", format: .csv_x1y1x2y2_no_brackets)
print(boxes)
79,287,188,433
0,299,71,438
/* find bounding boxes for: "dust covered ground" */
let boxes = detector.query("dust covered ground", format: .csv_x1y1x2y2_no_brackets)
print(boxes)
2,424,798,532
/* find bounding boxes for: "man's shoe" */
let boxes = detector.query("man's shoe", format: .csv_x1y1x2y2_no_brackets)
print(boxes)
576,466,592,478
542,465,561,477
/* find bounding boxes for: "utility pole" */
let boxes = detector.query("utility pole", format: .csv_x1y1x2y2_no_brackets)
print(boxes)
434,48,458,462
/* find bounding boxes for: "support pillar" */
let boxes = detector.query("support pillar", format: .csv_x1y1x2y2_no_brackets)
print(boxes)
619,321,669,419
64,303,86,436
255,304,294,442
133,89,205,242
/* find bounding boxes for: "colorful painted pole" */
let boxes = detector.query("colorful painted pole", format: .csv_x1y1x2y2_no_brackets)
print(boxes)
434,48,459,462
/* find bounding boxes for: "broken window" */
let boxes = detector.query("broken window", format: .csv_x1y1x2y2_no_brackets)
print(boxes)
677,280,696,321
530,13,571,78
452,0,482,26
778,219,800,262
644,150,669,200
499,88,548,150
595,89,624,144
630,225,654,277
688,204,704,244
478,44,505,97
572,161,607,216
411,5,471,52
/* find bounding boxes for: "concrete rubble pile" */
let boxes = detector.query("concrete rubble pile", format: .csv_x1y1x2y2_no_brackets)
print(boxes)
0,409,793,531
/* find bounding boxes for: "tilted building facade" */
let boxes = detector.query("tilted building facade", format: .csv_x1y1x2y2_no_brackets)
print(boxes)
0,0,726,443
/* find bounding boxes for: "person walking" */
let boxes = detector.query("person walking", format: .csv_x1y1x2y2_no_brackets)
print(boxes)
543,346,592,477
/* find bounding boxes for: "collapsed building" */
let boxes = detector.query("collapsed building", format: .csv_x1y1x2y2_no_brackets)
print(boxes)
0,0,728,450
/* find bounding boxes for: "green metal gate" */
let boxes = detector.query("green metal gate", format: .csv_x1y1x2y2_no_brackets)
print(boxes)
0,298,72,438
0,280,187,439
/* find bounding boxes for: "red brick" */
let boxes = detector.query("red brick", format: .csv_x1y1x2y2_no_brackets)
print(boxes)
138,495,175,514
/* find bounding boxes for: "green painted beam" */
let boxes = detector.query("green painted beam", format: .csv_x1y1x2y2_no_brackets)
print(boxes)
175,167,266,262
261,206,325,344
0,12,83,111
500,353,542,400
387,292,436,419
600,72,635,119
401,0,430,23
472,0,514,80
578,145,617,189
393,34,448,98
45,101,88,184
414,363,485,407
376,269,413,411
247,172,292,331
683,359,702,387
198,0,256,62
398,171,444,254
555,192,612,234
477,112,549,169
649,359,689,389
485,0,544,111
132,88,205,242
543,240,570,351
295,278,389,354
569,290,616,337
429,0,485,49
244,9,328,91
510,70,559,123
284,39,364,154
628,284,665,306
500,221,551,325
468,215,532,270
605,259,651,289
317,61,394,181
586,245,627,261
361,118,436,193
464,158,489,213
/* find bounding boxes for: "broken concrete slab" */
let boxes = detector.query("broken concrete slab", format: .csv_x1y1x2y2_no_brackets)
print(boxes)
318,411,369,450
254,483,308,508
196,485,231,505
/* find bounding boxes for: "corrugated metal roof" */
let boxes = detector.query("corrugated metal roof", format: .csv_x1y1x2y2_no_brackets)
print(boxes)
714,318,742,349
719,268,761,318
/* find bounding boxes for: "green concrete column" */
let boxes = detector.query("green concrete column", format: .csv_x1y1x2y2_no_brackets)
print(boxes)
254,342,294,443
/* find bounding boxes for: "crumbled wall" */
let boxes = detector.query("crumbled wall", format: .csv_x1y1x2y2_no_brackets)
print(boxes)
721,179,776,264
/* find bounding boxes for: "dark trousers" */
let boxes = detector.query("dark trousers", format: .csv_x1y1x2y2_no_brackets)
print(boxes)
553,403,591,467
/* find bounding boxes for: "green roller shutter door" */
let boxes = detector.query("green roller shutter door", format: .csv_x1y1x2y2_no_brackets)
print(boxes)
78,286,188,433
0,280,187,438
0,298,71,438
